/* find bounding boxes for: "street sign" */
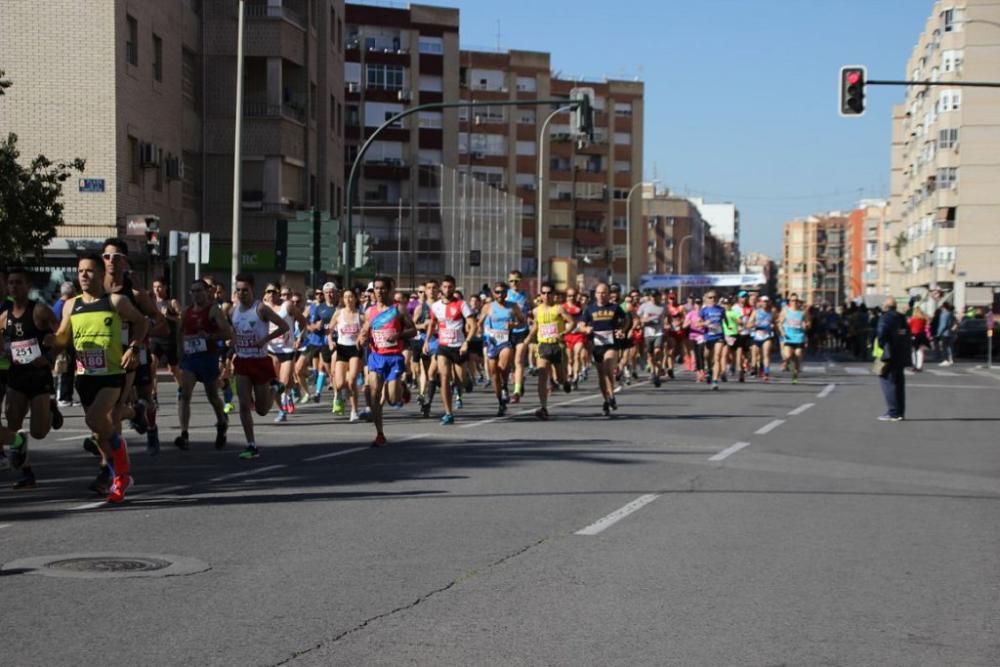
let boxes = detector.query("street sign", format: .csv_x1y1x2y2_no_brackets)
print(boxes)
188,232,211,265
79,178,105,193
278,211,340,273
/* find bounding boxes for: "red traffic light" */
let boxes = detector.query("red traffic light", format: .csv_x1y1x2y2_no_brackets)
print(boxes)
846,71,861,86
839,65,867,117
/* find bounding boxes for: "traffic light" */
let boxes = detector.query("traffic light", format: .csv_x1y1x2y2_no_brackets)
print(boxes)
354,231,371,268
839,65,866,117
144,216,161,257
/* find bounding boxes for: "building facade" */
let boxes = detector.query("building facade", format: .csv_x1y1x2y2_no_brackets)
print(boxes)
845,199,888,302
781,213,848,306
886,0,1000,310
741,252,779,299
640,191,708,277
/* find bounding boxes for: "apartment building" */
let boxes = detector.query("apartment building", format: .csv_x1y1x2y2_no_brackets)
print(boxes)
741,252,779,299
781,213,848,306
344,2,460,284
886,0,1000,310
689,198,741,270
845,199,888,302
640,191,708,277
1,0,347,285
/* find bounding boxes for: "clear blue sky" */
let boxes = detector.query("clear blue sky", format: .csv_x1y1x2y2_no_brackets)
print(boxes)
435,0,932,258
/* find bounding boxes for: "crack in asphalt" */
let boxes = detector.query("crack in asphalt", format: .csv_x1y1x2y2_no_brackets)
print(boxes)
271,536,550,666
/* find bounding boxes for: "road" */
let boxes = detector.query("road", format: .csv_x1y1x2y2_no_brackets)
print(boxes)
2,359,999,666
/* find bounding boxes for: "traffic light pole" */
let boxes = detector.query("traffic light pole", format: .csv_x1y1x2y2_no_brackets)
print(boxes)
867,79,1000,88
343,97,585,289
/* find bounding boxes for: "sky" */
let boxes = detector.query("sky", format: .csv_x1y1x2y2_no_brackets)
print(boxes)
431,0,933,258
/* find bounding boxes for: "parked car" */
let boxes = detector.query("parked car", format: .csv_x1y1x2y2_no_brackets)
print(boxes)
954,318,993,358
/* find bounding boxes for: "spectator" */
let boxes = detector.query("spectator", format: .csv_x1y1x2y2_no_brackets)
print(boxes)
908,306,930,371
936,302,957,366
52,281,77,406
876,297,910,421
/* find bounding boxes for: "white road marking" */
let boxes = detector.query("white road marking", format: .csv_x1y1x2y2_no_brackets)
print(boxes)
926,369,962,377
709,441,751,461
302,447,368,462
908,383,998,390
755,419,785,435
845,367,870,375
207,464,287,483
801,364,827,373
817,383,836,399
787,403,815,416
459,383,648,429
574,494,661,536
0,523,12,530
68,501,107,511
968,368,1000,382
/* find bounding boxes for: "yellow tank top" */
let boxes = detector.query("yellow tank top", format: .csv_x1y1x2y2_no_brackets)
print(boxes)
535,304,564,344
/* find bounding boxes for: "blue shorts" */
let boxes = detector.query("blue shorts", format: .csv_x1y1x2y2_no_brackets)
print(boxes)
367,351,405,382
485,339,512,359
180,353,221,385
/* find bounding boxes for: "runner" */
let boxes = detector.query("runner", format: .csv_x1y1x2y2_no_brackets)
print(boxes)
637,290,666,387
415,279,441,419
664,292,686,380
778,293,808,383
424,275,475,425
331,288,364,422
263,284,307,423
479,282,525,416
562,287,587,388
50,254,149,502
357,276,416,446
0,267,62,489
750,295,775,381
684,297,707,382
721,295,740,382
699,291,726,390
505,270,531,404
734,291,754,381
298,282,338,403
577,282,629,416
230,274,290,459
174,278,233,451
150,276,182,401
528,282,575,419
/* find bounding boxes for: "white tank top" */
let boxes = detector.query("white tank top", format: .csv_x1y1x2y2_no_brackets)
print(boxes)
231,301,269,359
335,309,362,347
267,302,296,354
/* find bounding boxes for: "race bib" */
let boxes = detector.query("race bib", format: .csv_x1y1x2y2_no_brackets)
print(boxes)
754,330,770,342
487,328,509,344
593,330,615,346
77,349,108,374
439,327,459,346
340,323,360,338
11,339,42,365
709,322,722,334
235,332,258,353
540,323,560,340
372,329,393,349
183,336,208,354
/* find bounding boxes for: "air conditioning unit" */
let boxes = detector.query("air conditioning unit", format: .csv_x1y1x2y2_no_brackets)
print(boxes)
397,88,411,102
165,155,184,180
348,82,360,93
140,142,161,167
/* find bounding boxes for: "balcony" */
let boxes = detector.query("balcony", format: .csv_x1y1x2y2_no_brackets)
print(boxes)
245,0,305,29
243,100,306,124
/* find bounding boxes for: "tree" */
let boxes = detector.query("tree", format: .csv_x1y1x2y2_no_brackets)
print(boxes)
0,71,85,262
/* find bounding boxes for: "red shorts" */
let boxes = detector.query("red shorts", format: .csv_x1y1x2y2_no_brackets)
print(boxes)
564,333,586,349
234,356,276,386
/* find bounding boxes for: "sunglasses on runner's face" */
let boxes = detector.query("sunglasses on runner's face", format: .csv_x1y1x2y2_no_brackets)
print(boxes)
102,252,126,261
541,290,552,295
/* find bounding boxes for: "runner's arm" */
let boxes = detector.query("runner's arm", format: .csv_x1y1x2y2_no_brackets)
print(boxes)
114,294,150,369
46,300,74,351
136,289,168,338
257,304,290,347
210,304,235,341
399,311,417,340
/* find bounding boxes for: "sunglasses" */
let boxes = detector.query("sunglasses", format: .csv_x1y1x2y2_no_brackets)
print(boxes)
265,288,278,293
493,290,504,295
102,252,126,261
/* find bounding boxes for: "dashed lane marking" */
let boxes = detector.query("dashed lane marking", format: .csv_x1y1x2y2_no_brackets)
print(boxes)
302,447,369,462
787,403,815,416
709,441,751,462
817,383,836,398
574,494,661,536
755,419,785,435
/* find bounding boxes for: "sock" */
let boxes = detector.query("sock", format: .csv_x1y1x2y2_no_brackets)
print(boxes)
12,432,25,448
223,383,233,403
514,382,523,395
426,380,438,404
315,372,327,395
109,433,129,475
247,441,256,450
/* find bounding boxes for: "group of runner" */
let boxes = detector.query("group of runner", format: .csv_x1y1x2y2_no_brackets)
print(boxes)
0,245,816,503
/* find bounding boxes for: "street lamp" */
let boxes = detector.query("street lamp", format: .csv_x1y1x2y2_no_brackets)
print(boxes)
625,180,658,290
676,234,693,300
536,104,575,289
230,0,246,289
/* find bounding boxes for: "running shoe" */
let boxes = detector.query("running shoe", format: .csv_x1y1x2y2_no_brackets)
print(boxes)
712,381,720,391
238,445,259,460
440,413,455,425
497,401,507,417
215,422,228,449
562,382,572,394
667,368,675,380
534,407,549,421
173,431,190,451
792,375,799,385
417,393,426,407
298,392,312,405
89,466,112,495
420,402,431,419
131,400,149,435
653,375,662,388
510,393,521,405
455,396,464,410
877,414,904,422
106,474,133,503
501,387,510,403
572,378,580,390
274,410,288,423
372,433,388,448
609,397,618,411
739,371,746,383
146,427,161,456
349,410,360,423
359,408,372,422
9,432,28,470
13,468,36,490
285,398,296,415
602,400,610,416
57,399,73,409
51,400,64,430
332,397,345,415
223,402,235,415
0,451,9,471
83,436,101,457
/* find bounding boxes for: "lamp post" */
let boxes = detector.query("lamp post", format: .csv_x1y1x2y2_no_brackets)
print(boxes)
536,104,575,289
676,234,693,300
625,180,657,290
230,0,245,289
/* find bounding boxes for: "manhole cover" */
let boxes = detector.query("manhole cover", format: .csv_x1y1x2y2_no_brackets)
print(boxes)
1,553,210,579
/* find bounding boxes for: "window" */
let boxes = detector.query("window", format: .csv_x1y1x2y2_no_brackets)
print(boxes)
418,36,443,54
471,168,504,188
614,132,631,145
346,104,359,127
614,160,630,174
942,7,964,32
182,48,200,109
614,102,632,116
516,140,536,156
518,109,535,125
418,74,442,92
937,167,958,189
126,15,138,66
366,64,404,91
613,217,627,229
942,49,963,73
515,173,535,189
344,62,361,85
937,89,961,112
152,34,162,81
384,111,401,128
128,136,140,184
418,111,442,129
154,148,163,191
939,128,959,149
474,105,505,124
516,76,536,92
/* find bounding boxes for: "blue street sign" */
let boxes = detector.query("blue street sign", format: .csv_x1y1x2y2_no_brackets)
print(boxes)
79,178,106,193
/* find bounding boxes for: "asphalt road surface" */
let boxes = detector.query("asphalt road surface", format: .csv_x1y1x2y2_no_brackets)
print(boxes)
2,358,999,666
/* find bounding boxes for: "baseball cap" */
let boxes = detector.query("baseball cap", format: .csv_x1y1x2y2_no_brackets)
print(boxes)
737,290,748,297
322,281,338,291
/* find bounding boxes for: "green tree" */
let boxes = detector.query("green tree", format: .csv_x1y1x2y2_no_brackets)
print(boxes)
0,71,85,262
